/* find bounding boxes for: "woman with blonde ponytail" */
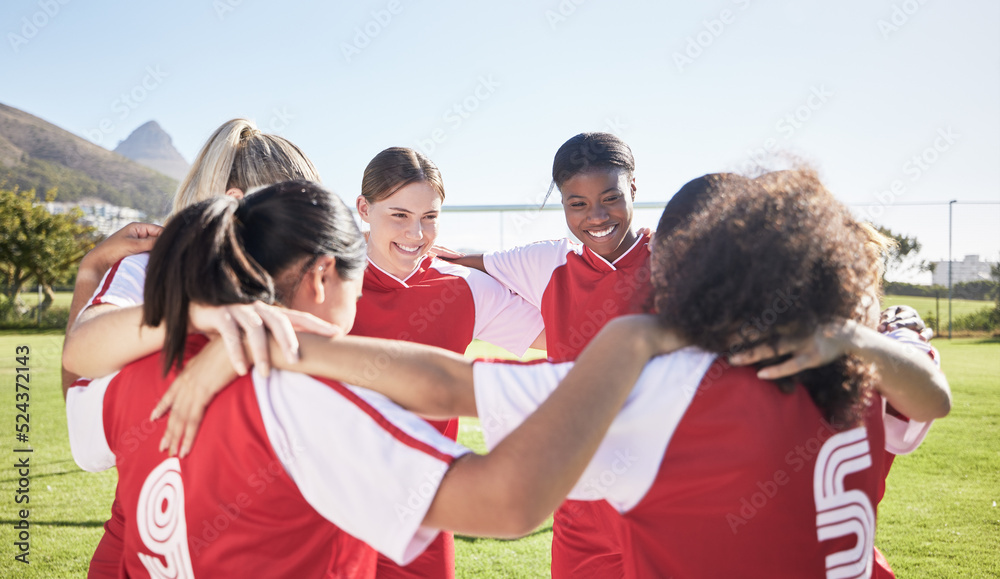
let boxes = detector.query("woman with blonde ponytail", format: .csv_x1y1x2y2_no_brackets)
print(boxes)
62,118,328,579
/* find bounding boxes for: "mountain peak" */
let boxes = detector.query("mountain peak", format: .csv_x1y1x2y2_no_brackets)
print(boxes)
114,121,189,181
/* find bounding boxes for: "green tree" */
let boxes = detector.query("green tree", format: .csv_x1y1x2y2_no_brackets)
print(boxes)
0,188,99,312
876,225,926,282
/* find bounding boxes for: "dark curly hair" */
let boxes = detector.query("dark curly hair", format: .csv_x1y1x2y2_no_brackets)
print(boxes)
652,169,879,427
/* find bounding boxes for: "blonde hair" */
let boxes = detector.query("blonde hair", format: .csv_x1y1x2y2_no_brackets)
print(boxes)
171,119,321,215
860,222,897,280
360,147,445,204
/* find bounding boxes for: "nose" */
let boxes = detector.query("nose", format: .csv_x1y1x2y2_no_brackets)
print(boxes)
404,220,423,240
586,204,610,224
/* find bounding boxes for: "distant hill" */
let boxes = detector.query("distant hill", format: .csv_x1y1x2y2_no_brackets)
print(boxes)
114,120,190,181
0,102,177,217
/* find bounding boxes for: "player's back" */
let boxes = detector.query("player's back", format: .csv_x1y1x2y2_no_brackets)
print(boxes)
101,336,374,578
622,361,886,578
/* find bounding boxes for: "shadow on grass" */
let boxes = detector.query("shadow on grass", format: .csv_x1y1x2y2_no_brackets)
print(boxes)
0,519,105,527
455,525,553,543
0,468,83,484
0,329,65,336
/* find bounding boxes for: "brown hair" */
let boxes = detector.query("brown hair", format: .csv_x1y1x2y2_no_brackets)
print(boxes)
652,169,880,426
360,147,445,204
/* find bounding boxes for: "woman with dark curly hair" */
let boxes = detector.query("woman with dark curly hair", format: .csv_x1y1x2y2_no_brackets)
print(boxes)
153,169,950,577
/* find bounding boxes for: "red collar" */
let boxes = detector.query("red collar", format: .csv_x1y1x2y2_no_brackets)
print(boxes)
580,233,650,273
363,255,435,290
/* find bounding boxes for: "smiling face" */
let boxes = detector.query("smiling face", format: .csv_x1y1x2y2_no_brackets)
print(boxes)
560,168,638,262
357,180,442,279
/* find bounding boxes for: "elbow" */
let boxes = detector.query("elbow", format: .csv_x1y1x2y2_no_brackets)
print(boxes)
491,496,547,539
906,376,953,423
490,480,551,538
933,378,952,419
61,333,84,376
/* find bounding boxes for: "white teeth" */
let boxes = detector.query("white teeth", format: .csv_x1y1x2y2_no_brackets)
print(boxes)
395,243,421,253
588,226,616,239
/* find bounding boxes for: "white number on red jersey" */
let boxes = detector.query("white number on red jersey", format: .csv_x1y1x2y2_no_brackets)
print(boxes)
137,458,195,579
813,426,875,579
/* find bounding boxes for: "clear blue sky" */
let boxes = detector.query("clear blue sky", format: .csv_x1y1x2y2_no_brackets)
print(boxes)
3,0,998,280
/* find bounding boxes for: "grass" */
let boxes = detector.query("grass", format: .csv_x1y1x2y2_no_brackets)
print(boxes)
876,337,1000,577
883,294,994,329
0,334,996,577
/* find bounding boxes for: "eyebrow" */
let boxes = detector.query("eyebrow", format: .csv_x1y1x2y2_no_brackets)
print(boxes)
388,207,439,215
564,187,622,200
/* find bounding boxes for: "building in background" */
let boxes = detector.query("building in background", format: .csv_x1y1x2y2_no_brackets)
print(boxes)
931,255,994,285
44,200,145,236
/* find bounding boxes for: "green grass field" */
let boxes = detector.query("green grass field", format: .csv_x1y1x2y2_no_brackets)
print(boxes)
0,332,996,577
883,294,994,327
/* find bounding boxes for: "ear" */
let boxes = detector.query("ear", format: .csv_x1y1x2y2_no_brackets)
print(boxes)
225,188,245,200
302,255,338,305
356,196,371,223
629,177,637,201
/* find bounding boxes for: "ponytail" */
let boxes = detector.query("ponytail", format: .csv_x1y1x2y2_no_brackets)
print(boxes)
146,180,366,375
145,197,275,375
171,119,321,216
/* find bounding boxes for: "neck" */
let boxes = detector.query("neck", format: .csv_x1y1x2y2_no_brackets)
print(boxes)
368,247,421,281
598,229,639,263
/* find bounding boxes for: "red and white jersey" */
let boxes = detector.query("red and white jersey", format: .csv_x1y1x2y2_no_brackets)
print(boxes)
483,233,652,362
474,353,895,578
880,329,939,457
352,256,542,357
350,255,541,579
86,253,149,313
483,233,652,576
67,337,470,578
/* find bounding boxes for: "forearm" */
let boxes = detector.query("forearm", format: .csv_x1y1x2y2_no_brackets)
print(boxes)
450,254,485,273
425,317,680,536
62,255,110,396
62,305,166,379
843,322,951,422
274,334,478,418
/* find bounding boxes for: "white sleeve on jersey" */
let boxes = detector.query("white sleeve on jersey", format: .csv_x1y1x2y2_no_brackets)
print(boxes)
882,328,941,455
85,253,150,313
254,370,472,566
482,239,573,308
446,264,544,356
66,374,119,473
473,349,717,512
